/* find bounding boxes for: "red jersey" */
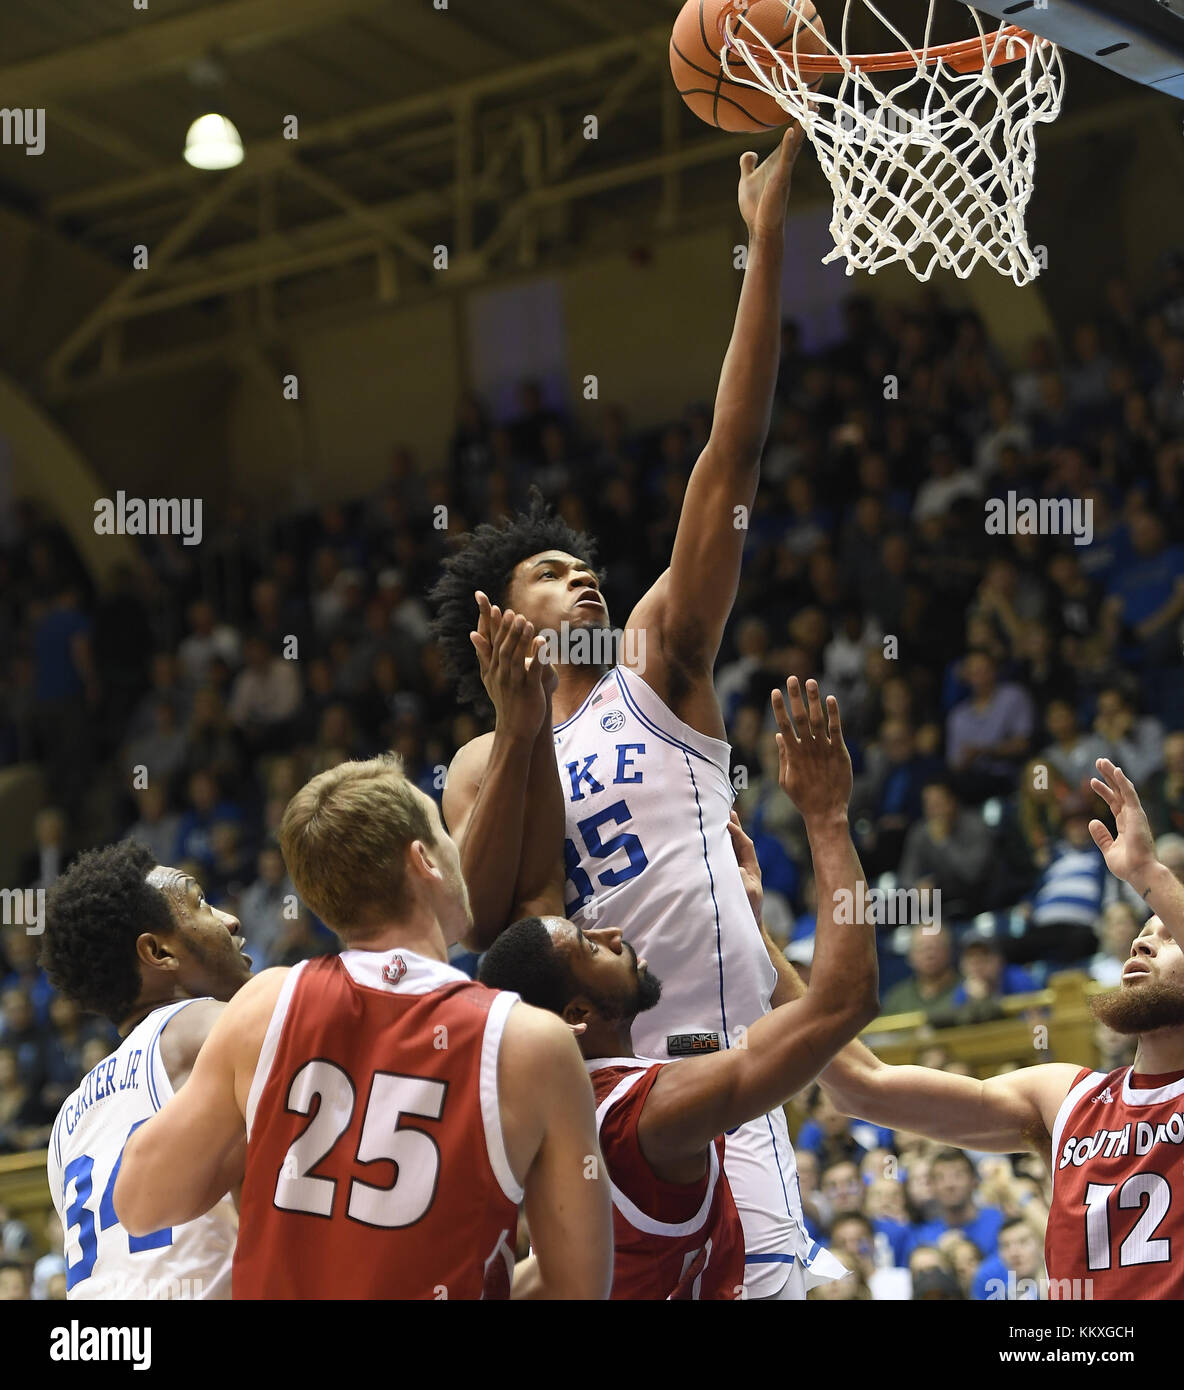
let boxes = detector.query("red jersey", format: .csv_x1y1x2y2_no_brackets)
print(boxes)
1047,1063,1184,1299
234,950,521,1300
588,1058,745,1300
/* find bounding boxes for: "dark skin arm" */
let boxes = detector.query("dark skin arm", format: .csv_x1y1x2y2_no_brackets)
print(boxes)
637,679,879,1180
623,126,806,741
442,602,559,949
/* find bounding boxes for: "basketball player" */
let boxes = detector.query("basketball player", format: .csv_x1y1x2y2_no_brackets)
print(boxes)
432,125,835,1298
778,758,1184,1298
41,841,252,1299
480,679,878,1299
114,755,612,1300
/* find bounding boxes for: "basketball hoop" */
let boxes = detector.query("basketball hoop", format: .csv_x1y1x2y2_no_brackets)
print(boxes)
720,0,1065,284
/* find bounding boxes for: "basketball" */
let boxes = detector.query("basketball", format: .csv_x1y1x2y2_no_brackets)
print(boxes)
670,0,828,132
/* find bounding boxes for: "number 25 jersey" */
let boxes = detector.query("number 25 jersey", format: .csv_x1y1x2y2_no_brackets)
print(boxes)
233,950,522,1300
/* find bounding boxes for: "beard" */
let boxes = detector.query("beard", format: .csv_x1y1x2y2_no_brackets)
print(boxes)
588,943,663,1022
1090,978,1184,1034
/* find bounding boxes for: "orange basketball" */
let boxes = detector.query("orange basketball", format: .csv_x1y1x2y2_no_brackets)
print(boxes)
670,0,827,132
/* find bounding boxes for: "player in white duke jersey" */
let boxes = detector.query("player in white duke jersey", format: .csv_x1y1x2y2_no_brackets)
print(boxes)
432,125,843,1298
40,839,253,1299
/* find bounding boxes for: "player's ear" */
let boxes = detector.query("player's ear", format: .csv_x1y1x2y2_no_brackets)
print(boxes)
563,1000,591,1031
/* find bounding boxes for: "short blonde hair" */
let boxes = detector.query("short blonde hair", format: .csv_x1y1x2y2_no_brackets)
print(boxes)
279,755,435,936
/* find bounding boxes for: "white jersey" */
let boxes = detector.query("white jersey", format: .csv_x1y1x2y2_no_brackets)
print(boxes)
47,999,237,1300
554,665,845,1297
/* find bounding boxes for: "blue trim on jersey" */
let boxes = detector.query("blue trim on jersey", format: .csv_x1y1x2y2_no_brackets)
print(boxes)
764,1112,793,1216
615,670,718,768
553,669,615,735
745,1253,797,1265
686,752,729,1043
144,999,201,1111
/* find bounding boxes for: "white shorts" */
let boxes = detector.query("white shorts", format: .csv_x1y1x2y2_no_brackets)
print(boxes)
723,1108,846,1299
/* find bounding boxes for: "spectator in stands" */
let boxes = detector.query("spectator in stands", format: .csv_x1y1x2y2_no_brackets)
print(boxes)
973,1216,1045,1300
123,698,188,793
1087,901,1145,987
1015,794,1122,964
121,784,181,868
0,1260,31,1300
909,1148,1005,1258
1038,698,1110,799
173,769,242,871
820,1159,866,1231
177,600,242,690
236,842,296,970
897,780,994,920
0,989,47,1091
865,1176,914,1269
1091,684,1165,784
0,930,53,1026
1157,832,1184,884
1144,731,1184,839
881,926,961,1017
937,931,1036,1024
227,634,302,754
854,720,942,874
797,1085,893,1170
18,806,73,892
941,1232,984,1299
908,1245,962,1300
946,649,1035,802
0,1044,51,1154
1102,509,1184,669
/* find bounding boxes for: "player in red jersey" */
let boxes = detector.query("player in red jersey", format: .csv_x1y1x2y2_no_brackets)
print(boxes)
479,679,880,1299
775,757,1184,1300
114,754,612,1300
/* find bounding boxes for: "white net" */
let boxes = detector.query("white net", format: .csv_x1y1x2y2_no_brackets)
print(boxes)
722,1,1065,285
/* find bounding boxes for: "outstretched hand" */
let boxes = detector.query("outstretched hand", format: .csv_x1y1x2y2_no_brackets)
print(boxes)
471,591,556,740
770,677,852,825
1089,757,1158,893
738,122,807,239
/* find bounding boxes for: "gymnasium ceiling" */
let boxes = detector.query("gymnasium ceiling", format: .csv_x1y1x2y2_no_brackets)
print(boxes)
0,0,1166,396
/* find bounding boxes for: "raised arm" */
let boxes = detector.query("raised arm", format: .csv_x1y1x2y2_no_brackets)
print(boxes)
442,599,562,949
1090,756,1184,939
640,679,879,1163
625,127,806,723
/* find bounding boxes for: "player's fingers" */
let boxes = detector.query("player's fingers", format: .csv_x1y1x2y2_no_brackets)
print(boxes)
803,679,826,740
1089,819,1114,855
1089,775,1120,815
740,151,758,177
1111,761,1141,806
786,677,811,738
771,686,798,742
825,694,844,747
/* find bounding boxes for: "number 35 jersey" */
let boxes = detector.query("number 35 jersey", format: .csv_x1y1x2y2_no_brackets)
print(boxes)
1047,1064,1184,1299
48,999,237,1299
555,666,776,1061
233,951,522,1300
